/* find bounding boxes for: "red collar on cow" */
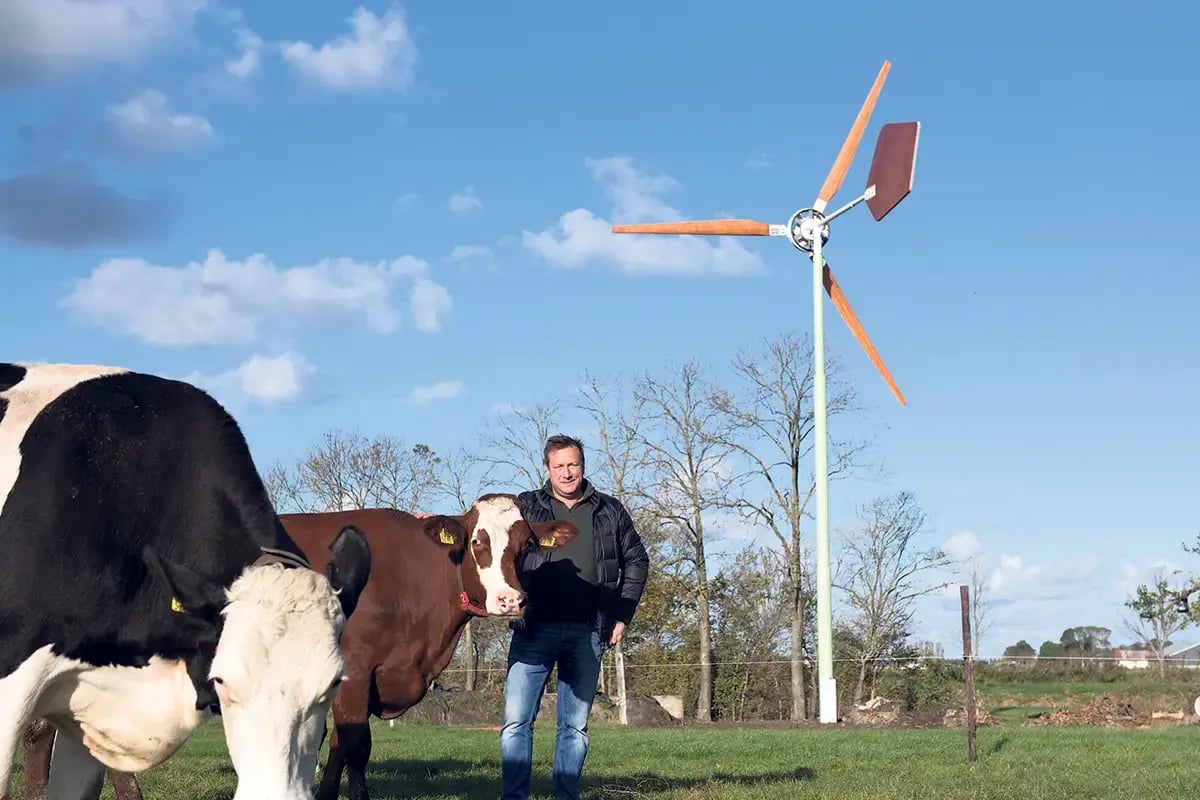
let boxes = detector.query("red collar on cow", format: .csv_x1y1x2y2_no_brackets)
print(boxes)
453,556,488,617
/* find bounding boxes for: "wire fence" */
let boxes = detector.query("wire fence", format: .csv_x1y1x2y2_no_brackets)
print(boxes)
433,653,1200,676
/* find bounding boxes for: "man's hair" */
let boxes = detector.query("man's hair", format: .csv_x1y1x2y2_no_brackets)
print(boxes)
543,433,585,469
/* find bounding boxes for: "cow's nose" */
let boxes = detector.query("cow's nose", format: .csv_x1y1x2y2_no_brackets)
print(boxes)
498,591,524,613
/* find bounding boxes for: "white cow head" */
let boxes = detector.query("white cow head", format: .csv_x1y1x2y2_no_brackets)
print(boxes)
419,493,578,617
148,526,370,799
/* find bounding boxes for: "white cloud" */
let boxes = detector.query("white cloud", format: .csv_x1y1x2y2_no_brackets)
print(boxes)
105,90,213,156
745,153,773,171
445,244,493,265
61,248,450,347
0,0,204,87
1114,558,1186,603
704,507,766,545
393,192,419,212
190,352,316,406
280,5,417,91
448,185,481,214
407,380,463,406
410,277,453,333
914,529,1131,657
226,26,263,79
942,530,983,562
522,156,764,277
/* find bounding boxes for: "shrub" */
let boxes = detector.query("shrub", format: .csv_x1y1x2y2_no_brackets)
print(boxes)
874,660,964,710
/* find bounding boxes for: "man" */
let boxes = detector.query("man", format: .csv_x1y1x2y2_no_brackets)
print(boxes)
502,434,649,800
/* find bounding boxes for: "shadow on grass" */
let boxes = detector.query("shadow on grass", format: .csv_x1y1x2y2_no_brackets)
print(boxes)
365,758,815,799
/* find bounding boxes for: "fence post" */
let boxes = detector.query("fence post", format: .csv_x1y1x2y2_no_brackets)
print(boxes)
614,643,629,725
960,584,977,762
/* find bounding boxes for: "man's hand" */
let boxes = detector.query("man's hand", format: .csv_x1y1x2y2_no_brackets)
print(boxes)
609,621,626,647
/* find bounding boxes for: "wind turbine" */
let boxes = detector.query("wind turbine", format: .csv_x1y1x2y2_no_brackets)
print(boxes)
611,60,919,724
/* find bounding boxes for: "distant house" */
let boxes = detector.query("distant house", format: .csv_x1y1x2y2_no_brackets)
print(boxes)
1112,648,1155,668
1165,642,1200,667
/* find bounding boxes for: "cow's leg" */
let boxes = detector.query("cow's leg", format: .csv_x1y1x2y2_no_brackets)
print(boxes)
335,721,372,800
18,723,141,800
108,769,144,800
317,672,373,800
22,718,56,800
46,729,104,800
315,721,346,800
0,646,70,796
317,671,373,800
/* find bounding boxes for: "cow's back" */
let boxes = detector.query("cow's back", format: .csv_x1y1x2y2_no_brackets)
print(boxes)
280,508,466,714
0,363,300,677
281,508,437,614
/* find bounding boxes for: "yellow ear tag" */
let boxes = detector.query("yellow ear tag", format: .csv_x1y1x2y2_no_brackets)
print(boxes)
438,528,455,545
170,597,184,613
539,536,556,547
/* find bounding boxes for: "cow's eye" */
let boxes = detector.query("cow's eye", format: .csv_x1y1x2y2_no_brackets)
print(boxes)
211,676,240,705
316,675,347,706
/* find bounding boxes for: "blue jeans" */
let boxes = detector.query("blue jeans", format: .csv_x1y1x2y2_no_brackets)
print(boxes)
500,621,604,800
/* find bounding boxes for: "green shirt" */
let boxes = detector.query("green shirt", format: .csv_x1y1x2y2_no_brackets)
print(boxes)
527,481,599,625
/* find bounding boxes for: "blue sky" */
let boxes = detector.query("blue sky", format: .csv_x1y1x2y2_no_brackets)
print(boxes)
2,0,1198,659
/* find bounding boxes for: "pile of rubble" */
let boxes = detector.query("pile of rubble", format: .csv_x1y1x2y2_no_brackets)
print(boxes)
846,696,993,729
1025,695,1146,728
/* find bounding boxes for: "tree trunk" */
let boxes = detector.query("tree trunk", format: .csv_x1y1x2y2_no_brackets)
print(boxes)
614,644,628,725
791,572,808,720
696,570,714,722
464,622,477,691
853,659,869,706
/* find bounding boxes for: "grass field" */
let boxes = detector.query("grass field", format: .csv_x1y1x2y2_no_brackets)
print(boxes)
11,714,1200,800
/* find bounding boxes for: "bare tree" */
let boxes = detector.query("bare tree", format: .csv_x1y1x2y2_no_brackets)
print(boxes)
264,430,441,513
1124,566,1193,675
711,330,868,719
431,445,497,691
834,490,952,705
576,369,653,725
633,359,735,722
968,556,993,658
576,370,650,504
433,446,496,511
477,401,561,489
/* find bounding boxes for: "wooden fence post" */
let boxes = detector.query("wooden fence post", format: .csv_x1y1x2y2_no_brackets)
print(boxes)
960,584,977,762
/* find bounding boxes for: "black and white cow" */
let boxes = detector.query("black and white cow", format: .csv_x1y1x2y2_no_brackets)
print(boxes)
0,362,371,799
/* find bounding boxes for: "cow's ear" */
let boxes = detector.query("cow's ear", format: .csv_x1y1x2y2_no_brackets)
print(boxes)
143,547,226,623
529,520,578,549
326,524,371,621
423,516,468,549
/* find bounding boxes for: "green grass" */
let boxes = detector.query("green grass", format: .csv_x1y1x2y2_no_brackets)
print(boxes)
13,717,1200,800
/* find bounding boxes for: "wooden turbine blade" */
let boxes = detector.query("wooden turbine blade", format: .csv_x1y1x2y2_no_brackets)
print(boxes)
814,60,891,213
611,219,772,236
866,121,920,221
822,262,906,405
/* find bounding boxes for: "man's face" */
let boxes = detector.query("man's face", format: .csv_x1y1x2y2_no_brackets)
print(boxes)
547,445,584,498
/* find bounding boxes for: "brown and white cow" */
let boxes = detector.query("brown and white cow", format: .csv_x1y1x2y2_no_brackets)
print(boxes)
22,492,577,800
